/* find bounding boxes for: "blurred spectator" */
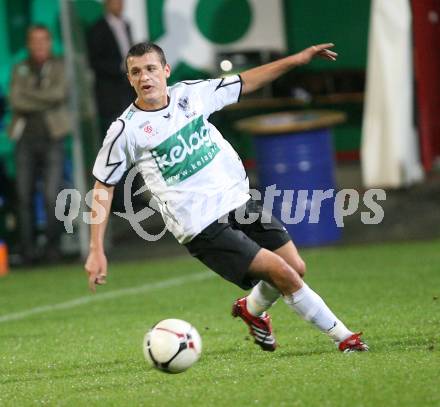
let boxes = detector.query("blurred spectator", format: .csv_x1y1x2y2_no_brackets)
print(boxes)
1,88,11,244
87,0,135,137
8,25,70,264
0,87,4,128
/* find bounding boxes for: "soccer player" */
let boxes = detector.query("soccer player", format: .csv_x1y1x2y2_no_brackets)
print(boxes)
85,42,368,353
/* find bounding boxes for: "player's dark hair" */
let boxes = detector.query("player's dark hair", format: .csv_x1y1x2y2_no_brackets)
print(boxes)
125,42,167,72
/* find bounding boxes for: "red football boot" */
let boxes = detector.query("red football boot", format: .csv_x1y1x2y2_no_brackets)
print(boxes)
232,297,277,351
338,332,369,352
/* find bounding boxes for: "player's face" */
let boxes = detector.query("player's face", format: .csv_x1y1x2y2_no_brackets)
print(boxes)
127,52,171,110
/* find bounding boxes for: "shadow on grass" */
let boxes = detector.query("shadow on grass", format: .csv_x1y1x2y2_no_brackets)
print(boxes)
0,358,145,385
380,334,438,352
277,348,335,358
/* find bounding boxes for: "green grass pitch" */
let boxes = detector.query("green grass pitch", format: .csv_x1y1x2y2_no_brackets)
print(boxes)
0,239,439,406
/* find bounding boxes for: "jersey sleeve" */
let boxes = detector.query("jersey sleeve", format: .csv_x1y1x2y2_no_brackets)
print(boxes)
92,119,130,186
193,74,242,116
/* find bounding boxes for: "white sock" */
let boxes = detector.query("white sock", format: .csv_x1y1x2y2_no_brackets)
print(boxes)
246,281,281,316
283,283,352,342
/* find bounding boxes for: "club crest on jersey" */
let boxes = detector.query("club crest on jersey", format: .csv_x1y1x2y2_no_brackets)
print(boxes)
178,97,197,119
178,97,190,111
144,125,153,134
139,120,156,137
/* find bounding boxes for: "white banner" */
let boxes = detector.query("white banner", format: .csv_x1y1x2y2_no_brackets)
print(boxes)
361,0,424,188
124,0,148,42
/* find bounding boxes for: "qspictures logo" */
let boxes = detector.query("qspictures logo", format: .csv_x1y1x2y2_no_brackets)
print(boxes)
151,115,220,185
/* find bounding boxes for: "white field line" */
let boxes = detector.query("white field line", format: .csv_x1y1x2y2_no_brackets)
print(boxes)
0,271,214,324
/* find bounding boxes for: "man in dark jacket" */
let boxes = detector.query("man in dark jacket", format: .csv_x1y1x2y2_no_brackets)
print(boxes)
87,0,135,137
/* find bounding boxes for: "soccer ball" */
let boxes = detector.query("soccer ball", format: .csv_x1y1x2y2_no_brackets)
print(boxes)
143,319,202,373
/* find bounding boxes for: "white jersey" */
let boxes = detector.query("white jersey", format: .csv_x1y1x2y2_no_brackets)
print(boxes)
93,75,250,243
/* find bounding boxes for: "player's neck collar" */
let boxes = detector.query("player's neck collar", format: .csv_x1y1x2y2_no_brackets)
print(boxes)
133,96,170,112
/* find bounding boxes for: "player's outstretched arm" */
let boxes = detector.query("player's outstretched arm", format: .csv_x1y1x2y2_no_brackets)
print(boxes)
240,43,337,95
84,181,115,293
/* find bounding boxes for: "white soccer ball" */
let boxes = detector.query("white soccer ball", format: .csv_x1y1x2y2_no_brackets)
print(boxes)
143,318,202,373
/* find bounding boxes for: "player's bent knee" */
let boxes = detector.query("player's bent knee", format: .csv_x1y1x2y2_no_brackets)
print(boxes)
266,257,302,295
273,241,306,278
296,259,307,277
280,259,302,286
249,249,302,294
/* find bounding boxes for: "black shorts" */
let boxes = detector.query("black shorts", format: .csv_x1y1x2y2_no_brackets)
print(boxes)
184,199,291,290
